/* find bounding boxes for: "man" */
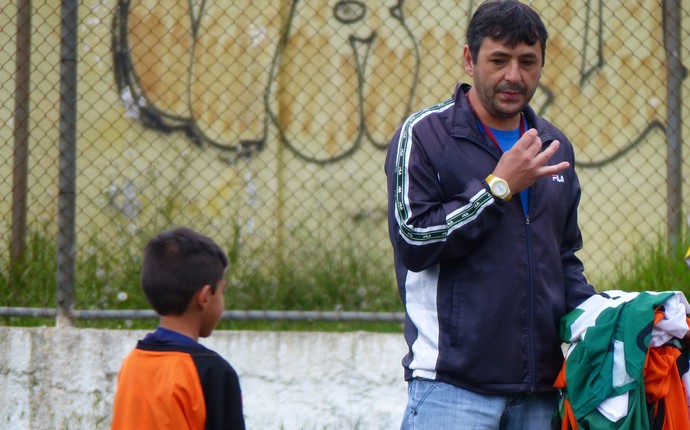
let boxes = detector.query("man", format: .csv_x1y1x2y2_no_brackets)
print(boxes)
384,1,596,429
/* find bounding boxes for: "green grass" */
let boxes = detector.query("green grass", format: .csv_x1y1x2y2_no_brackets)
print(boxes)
596,236,690,295
0,147,406,330
4,229,58,307
0,227,403,331
4,226,690,332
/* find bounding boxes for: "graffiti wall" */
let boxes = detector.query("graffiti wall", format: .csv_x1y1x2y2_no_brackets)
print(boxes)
1,0,689,283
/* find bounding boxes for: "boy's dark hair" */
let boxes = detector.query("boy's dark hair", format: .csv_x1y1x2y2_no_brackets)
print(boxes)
467,0,548,64
141,227,228,315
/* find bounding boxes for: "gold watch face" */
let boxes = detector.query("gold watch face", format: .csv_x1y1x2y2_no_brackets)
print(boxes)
486,174,511,200
492,181,508,196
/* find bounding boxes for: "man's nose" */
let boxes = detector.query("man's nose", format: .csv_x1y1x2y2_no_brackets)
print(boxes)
504,60,521,82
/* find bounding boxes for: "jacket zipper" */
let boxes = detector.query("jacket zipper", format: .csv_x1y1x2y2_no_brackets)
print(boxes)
455,128,541,391
526,208,537,391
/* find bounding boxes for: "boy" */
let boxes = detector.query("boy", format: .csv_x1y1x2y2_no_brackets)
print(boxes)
111,227,246,430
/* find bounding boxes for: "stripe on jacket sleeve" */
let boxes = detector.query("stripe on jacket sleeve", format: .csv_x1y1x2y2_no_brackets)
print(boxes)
394,99,494,246
405,265,440,380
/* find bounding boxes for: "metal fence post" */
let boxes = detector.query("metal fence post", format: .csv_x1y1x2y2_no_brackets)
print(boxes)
664,0,683,248
11,0,31,277
56,0,78,327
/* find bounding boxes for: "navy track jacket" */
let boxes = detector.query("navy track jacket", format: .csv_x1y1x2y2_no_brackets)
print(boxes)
385,83,596,394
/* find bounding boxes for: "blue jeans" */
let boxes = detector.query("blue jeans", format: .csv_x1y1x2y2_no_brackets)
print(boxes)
401,379,559,430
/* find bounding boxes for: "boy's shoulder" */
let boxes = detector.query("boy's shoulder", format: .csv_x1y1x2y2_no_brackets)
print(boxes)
137,338,235,372
119,340,239,396
135,338,231,367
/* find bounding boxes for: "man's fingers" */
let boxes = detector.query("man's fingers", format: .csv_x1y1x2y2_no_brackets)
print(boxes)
541,161,570,176
533,140,570,177
499,132,571,187
515,128,539,151
527,162,570,185
535,139,560,163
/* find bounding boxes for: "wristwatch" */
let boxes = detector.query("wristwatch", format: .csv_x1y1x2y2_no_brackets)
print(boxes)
486,174,511,201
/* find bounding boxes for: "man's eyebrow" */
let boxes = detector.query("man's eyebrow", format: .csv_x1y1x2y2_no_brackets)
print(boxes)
486,50,511,59
519,51,539,59
487,51,539,60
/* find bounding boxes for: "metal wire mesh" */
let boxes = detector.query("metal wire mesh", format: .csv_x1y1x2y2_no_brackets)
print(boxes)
1,1,689,318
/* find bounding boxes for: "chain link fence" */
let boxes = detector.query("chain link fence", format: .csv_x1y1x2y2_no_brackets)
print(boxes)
1,1,689,322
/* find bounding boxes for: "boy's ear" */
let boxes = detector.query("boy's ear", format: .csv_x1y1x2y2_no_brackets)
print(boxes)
196,284,213,308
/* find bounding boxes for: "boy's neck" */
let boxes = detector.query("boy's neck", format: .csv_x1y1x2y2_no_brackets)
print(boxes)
159,317,200,341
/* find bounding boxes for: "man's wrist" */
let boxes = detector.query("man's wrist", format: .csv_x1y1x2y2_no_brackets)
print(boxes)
485,174,512,201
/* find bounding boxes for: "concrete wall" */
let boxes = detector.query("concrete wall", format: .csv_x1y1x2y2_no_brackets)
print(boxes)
0,327,408,429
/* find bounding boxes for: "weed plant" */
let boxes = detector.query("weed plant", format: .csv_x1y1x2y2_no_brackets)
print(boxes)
4,225,690,332
0,226,402,331
595,235,690,294
1,148,403,331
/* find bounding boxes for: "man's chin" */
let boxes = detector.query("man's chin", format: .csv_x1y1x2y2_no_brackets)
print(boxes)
497,97,528,113
493,106,525,119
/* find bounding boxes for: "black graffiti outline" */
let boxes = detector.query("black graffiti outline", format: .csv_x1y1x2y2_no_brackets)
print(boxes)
579,0,604,86
112,0,685,167
575,120,666,169
266,0,420,164
112,0,266,159
571,0,687,169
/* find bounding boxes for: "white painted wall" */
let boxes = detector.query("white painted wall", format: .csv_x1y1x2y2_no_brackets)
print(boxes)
0,327,408,429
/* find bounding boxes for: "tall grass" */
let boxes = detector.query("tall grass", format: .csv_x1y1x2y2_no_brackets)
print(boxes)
5,223,688,331
3,229,58,307
595,234,690,294
0,227,402,331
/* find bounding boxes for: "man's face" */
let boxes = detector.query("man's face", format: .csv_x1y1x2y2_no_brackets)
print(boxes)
464,37,543,121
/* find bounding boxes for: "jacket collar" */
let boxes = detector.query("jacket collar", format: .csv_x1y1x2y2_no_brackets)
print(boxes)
450,83,556,144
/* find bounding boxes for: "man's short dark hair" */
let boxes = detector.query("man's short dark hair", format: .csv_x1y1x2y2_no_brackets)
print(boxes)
141,227,228,315
466,0,548,64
